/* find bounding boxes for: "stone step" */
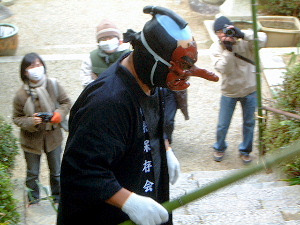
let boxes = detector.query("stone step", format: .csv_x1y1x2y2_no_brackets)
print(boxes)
174,209,300,225
179,188,300,212
170,170,300,224
171,183,300,212
0,53,88,63
170,169,287,195
171,170,299,203
14,44,97,56
21,169,300,225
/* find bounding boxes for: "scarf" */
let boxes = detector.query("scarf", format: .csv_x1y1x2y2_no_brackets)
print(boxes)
23,76,56,130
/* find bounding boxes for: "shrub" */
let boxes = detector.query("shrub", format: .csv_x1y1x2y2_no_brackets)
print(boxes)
0,117,20,224
282,158,300,185
0,116,19,173
276,63,300,112
258,0,300,19
263,63,300,185
0,164,20,224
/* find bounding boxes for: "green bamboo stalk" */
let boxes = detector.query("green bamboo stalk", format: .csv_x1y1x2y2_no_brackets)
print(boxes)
251,0,264,156
119,139,300,225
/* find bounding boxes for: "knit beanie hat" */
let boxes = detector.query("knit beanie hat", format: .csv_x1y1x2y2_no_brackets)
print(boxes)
96,19,122,42
213,16,232,32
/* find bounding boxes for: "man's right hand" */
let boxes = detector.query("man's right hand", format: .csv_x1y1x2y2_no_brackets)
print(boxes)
218,33,236,52
121,193,169,225
222,41,234,52
32,114,43,125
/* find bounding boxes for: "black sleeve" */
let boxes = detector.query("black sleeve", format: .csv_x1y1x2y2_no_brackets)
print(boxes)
60,93,135,203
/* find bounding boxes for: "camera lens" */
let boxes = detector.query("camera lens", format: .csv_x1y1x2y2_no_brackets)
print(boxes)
226,29,234,36
223,27,235,37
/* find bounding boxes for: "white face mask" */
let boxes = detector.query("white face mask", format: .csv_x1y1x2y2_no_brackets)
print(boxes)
98,37,119,52
27,66,45,81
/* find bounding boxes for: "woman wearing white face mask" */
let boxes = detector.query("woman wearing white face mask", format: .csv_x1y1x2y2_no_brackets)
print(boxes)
12,52,72,206
79,19,131,88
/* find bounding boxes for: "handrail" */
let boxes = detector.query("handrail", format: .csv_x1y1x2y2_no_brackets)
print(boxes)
120,139,300,225
263,105,300,120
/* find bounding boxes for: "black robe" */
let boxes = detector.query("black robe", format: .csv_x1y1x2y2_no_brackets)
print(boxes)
57,54,171,225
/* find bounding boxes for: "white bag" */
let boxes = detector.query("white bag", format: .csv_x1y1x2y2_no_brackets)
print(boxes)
50,78,69,132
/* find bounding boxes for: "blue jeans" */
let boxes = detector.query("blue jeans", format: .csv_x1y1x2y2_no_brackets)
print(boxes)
213,92,257,155
24,145,62,203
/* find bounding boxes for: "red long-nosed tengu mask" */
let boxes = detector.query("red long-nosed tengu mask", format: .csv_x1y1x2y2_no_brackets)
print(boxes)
166,41,219,91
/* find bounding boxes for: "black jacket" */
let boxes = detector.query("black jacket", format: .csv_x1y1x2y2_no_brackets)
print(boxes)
57,54,171,225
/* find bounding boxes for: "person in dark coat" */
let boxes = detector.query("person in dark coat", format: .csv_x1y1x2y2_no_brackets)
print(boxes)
163,88,189,145
57,6,218,225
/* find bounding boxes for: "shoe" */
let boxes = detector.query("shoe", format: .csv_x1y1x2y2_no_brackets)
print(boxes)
240,154,252,164
53,197,60,204
213,151,224,162
27,201,40,208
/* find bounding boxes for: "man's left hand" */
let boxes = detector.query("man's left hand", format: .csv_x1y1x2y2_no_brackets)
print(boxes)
166,147,180,185
232,27,244,39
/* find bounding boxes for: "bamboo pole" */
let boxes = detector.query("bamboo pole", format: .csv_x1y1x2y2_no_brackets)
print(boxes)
120,140,300,225
251,0,264,156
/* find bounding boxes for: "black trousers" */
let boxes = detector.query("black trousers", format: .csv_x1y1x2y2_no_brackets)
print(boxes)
163,89,177,144
24,145,62,204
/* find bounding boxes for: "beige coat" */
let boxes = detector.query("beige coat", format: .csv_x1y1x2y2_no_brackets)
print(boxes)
13,78,72,154
210,30,267,98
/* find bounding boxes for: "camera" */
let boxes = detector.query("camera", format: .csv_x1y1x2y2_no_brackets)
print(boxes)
223,26,236,37
36,112,53,122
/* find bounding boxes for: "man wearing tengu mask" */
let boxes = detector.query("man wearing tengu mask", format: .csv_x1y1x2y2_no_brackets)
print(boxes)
57,6,218,225
210,16,267,164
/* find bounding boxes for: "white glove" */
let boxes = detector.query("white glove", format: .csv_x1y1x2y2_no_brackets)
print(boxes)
166,148,180,185
121,193,169,225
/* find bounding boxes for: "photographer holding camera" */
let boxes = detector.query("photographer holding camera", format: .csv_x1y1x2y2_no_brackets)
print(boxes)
209,16,267,164
12,52,72,206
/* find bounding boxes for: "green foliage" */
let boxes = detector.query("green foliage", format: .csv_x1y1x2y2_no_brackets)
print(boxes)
282,158,300,185
286,51,299,67
258,0,300,18
263,63,300,185
276,63,300,112
0,116,19,173
36,181,58,213
0,164,20,224
263,118,300,151
0,117,20,224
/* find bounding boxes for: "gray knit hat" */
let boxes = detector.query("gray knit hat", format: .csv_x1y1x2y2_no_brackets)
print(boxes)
213,16,232,32
96,19,122,42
